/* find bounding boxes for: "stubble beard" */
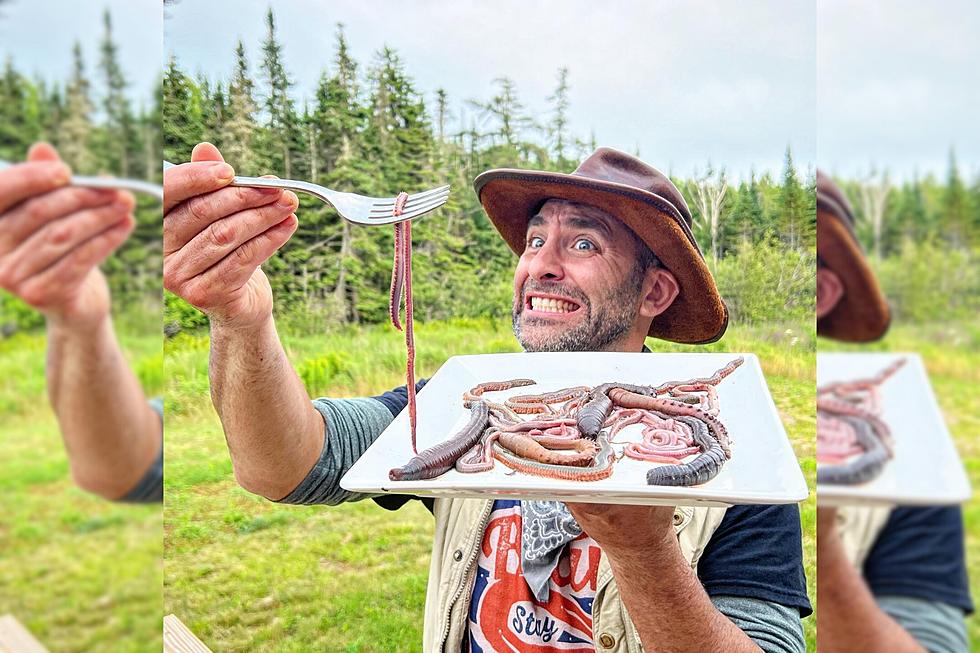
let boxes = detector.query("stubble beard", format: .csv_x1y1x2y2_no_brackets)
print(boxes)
512,275,645,353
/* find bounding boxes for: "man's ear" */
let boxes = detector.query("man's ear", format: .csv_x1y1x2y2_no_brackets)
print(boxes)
816,267,845,319
639,267,680,319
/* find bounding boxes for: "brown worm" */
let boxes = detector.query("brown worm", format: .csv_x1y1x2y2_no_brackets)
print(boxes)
495,431,597,466
492,435,615,481
462,379,536,407
389,401,490,481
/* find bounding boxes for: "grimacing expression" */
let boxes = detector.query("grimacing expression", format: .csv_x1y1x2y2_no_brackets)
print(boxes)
511,199,650,352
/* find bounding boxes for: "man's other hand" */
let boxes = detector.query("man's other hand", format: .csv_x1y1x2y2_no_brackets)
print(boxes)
163,142,298,331
0,143,135,329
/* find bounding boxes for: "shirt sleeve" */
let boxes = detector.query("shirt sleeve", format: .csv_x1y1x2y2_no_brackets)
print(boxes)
697,504,813,617
117,397,164,503
876,595,969,653
274,379,429,506
710,595,806,653
274,396,395,505
864,506,973,614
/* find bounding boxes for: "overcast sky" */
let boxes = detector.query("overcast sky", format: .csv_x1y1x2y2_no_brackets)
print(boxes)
818,0,980,180
0,0,160,108
165,0,815,181
8,1,974,181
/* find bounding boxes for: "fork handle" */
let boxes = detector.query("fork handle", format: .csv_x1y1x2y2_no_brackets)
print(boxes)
162,161,326,200
0,160,163,201
69,174,163,201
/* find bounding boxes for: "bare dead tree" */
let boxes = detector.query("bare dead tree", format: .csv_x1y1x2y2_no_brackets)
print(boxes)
690,164,729,264
859,167,891,262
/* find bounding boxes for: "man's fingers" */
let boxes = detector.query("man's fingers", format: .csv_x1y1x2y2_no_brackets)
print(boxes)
0,161,72,215
167,191,298,281
14,216,133,309
164,184,285,255
163,160,235,213
178,215,297,309
0,201,133,289
0,186,120,255
191,142,225,163
26,142,61,163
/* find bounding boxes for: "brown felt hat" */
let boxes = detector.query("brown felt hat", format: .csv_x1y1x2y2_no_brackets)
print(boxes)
816,170,891,342
473,147,728,344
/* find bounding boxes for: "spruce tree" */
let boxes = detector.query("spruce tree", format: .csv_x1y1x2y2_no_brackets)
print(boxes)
60,42,95,172
98,9,133,175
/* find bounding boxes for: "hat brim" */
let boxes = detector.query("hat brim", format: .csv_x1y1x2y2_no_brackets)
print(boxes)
817,209,891,342
473,168,728,344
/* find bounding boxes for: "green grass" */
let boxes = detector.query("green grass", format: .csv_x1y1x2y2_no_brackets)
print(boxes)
164,318,818,651
0,330,162,653
821,322,980,649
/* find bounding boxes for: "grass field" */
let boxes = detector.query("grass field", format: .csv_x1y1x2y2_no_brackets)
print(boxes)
0,328,163,653
164,318,818,651
821,321,980,649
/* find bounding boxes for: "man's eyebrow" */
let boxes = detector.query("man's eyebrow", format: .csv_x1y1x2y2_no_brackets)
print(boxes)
526,214,613,238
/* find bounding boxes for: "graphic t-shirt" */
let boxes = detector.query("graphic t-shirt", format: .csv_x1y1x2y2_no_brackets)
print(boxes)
468,500,599,652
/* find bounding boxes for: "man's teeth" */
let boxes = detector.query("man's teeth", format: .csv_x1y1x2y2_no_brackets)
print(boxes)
530,296,576,313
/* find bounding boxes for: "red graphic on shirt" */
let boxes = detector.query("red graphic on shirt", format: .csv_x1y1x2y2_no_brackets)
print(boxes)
468,504,600,652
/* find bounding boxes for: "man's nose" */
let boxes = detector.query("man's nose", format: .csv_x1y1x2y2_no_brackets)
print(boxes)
528,239,565,281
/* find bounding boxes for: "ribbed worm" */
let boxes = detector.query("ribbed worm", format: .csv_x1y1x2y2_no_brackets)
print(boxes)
817,416,889,485
393,191,408,216
645,416,727,486
462,379,536,407
577,358,744,439
576,391,613,439
607,389,733,458
492,434,616,481
816,359,905,484
495,431,597,466
388,218,418,452
389,401,489,481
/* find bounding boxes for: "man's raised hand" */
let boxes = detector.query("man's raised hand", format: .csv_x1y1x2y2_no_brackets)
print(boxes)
0,143,135,329
163,142,298,331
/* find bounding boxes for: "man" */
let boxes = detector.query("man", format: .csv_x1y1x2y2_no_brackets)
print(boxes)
815,171,972,653
164,143,811,651
0,142,162,502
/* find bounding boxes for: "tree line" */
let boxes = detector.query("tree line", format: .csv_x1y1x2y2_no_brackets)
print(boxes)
162,9,815,334
0,9,161,334
833,155,980,260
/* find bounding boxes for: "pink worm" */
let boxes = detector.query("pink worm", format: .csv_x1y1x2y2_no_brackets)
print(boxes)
393,191,409,216
389,210,417,453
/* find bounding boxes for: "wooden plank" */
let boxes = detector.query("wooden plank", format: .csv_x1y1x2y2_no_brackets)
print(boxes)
163,614,213,653
0,615,49,653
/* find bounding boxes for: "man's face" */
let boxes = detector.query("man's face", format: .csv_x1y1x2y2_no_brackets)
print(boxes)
511,199,649,352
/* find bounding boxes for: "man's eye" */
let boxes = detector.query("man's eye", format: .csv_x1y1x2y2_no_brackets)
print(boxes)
528,236,545,248
574,239,595,251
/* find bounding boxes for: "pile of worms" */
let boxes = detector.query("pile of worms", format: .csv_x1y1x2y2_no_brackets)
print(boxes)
389,357,744,487
389,192,419,454
816,358,905,485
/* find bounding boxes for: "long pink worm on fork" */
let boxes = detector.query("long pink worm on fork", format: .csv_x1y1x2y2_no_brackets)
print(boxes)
387,194,418,453
401,219,417,453
388,219,404,330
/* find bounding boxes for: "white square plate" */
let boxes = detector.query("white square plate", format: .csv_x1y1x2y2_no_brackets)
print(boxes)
816,352,970,507
341,352,808,507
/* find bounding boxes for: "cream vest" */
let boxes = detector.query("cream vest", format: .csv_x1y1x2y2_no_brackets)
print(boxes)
421,498,728,652
836,505,894,568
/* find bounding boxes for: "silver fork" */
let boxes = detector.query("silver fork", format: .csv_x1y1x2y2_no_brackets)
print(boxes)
162,161,450,226
0,159,163,201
